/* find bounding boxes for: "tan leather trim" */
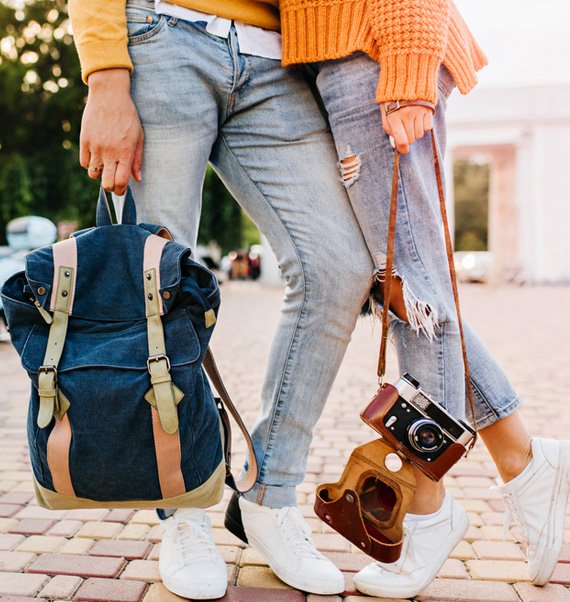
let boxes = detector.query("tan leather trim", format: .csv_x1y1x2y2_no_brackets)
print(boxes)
46,414,75,496
143,235,168,317
50,238,77,313
151,406,186,499
32,456,225,510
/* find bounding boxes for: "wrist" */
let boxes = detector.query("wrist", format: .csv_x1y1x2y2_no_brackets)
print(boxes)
87,68,131,94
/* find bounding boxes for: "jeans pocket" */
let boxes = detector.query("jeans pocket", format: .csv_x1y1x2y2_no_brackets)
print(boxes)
126,8,167,45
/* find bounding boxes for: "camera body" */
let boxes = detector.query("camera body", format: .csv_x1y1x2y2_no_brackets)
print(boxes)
361,373,476,481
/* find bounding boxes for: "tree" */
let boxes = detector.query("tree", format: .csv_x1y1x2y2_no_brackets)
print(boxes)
453,158,489,251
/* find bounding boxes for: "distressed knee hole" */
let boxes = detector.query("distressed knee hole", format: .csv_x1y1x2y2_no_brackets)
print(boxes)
338,146,362,188
370,266,439,341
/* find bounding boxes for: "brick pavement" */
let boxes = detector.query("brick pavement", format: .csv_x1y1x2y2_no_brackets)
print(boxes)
0,281,569,601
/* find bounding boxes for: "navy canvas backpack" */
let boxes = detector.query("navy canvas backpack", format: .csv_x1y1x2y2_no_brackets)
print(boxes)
0,189,256,509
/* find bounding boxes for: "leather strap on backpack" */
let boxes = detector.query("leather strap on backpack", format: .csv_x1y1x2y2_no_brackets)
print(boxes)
377,131,478,441
203,348,259,494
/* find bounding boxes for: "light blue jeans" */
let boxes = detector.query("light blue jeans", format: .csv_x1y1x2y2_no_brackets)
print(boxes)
125,1,373,508
312,53,521,428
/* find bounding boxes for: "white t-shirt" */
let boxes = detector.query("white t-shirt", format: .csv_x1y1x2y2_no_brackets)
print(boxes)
154,1,282,60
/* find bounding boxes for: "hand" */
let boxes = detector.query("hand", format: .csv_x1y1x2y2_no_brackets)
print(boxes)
79,69,144,195
381,104,434,154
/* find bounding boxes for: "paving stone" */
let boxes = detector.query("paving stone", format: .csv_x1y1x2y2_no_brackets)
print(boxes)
47,520,83,538
472,540,525,560
75,521,123,540
451,540,477,560
306,596,343,602
239,547,268,566
89,540,152,560
0,572,49,596
0,534,25,551
0,494,33,505
7,519,55,535
74,577,147,602
142,583,186,601
212,528,244,547
0,597,47,602
117,524,150,540
64,509,109,522
417,578,520,601
120,560,160,583
438,558,470,579
344,597,409,602
0,505,22,518
58,538,95,555
147,544,160,561
104,509,136,523
214,587,305,602
26,553,126,578
0,551,36,571
14,506,66,520
15,535,66,554
236,566,293,589
552,563,570,585
514,582,570,601
467,559,531,581
129,511,160,526
38,575,83,600
145,525,162,544
323,552,370,572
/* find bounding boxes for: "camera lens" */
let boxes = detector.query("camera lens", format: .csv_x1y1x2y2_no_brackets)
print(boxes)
408,419,444,453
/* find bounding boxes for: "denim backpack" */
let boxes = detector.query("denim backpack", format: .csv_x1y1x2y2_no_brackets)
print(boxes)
0,189,256,509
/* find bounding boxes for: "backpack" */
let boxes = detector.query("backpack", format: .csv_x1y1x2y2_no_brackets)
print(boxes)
0,189,256,509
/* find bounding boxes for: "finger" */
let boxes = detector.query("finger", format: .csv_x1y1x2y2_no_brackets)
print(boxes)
114,161,131,195
401,113,416,147
132,129,144,183
87,158,104,181
390,119,410,154
381,111,393,138
101,160,118,192
79,137,91,170
423,110,434,133
414,114,425,139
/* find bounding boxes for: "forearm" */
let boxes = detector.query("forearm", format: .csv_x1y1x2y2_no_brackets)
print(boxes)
367,0,450,104
68,0,132,84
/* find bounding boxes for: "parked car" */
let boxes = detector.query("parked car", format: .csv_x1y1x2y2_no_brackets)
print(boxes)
0,216,57,341
454,251,493,283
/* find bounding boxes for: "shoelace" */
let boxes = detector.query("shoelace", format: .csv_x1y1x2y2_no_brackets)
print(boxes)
490,485,527,542
276,507,323,561
173,517,219,563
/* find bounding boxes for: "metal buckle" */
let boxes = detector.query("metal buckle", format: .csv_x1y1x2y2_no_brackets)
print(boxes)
38,365,57,381
384,100,401,115
146,354,171,373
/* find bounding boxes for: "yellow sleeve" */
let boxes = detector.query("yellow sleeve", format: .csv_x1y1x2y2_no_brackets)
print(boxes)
367,0,450,104
68,0,132,84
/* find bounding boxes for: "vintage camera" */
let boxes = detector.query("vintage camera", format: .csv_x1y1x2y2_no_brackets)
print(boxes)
361,373,476,481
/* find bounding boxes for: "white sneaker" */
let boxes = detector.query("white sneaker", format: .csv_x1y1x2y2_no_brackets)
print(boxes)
224,492,345,594
495,437,570,585
159,508,227,600
353,492,468,599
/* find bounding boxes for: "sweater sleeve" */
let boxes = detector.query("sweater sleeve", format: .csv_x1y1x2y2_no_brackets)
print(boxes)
68,0,132,84
367,0,450,104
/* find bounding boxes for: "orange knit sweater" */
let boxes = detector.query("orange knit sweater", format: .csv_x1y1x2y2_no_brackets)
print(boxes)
280,0,488,104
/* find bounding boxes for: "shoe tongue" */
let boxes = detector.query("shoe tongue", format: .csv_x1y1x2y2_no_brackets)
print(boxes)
174,508,208,524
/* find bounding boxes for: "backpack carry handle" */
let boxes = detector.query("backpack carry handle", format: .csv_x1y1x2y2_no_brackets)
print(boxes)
96,187,138,226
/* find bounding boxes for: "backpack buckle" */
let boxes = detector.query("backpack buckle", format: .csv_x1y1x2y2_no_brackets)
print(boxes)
146,354,171,373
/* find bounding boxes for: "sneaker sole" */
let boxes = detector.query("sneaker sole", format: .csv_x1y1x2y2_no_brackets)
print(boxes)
533,441,570,586
161,576,227,600
354,505,469,599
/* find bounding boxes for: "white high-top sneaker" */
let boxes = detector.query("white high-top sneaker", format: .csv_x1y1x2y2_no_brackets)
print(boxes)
353,492,468,599
225,493,345,594
159,508,227,599
495,437,570,585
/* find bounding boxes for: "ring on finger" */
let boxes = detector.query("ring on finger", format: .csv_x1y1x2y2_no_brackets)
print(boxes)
88,163,104,173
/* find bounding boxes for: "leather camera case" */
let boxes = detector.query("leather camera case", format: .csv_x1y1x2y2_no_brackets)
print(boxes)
360,384,466,482
314,438,416,563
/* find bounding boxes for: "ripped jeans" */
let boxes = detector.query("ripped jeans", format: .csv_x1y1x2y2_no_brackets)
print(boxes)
312,53,520,428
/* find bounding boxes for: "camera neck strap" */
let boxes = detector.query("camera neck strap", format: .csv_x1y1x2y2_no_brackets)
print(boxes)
377,130,478,444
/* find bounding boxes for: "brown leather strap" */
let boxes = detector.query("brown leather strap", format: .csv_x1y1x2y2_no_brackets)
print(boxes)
150,407,186,499
203,348,258,493
47,413,75,496
384,100,437,115
377,130,477,440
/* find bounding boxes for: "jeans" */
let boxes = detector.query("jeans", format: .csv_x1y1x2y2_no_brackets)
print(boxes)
312,53,520,428
125,1,373,509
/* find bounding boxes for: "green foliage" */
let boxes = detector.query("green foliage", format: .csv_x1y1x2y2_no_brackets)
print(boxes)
199,166,260,254
0,0,255,248
453,158,489,252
